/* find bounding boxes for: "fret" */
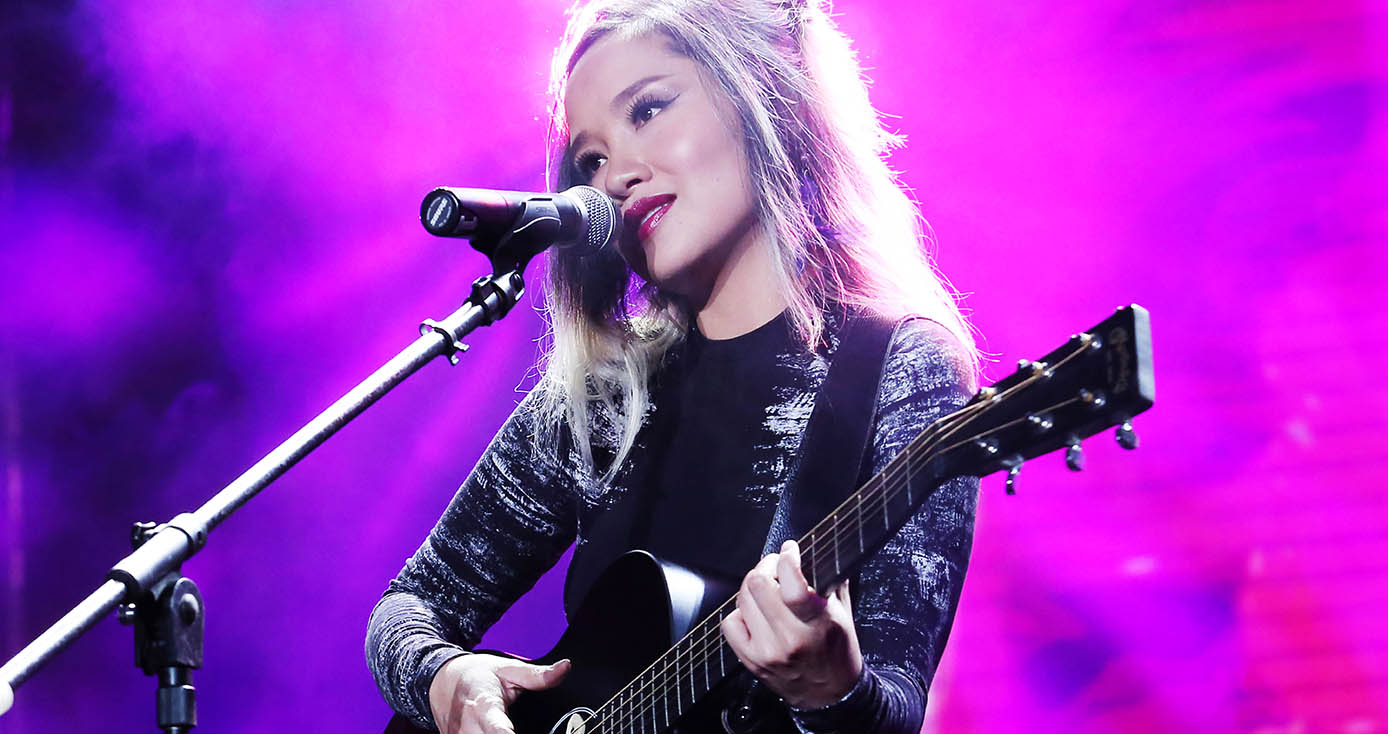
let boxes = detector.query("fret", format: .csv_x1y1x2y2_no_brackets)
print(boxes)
702,641,711,694
674,644,684,717
855,492,865,554
804,531,819,590
645,672,657,734
688,641,697,703
882,481,891,530
832,512,840,575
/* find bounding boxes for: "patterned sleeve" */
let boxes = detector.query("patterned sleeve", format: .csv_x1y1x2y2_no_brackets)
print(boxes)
790,317,980,734
365,386,580,730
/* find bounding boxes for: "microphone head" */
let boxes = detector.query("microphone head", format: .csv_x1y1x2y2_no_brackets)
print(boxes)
563,185,620,255
420,188,467,237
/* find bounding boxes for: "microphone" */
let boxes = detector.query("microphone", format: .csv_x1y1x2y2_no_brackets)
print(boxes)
419,185,619,257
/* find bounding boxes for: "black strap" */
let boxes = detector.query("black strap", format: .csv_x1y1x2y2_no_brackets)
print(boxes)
761,311,902,556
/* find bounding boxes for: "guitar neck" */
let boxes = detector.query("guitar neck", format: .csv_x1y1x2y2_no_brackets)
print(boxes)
796,424,955,594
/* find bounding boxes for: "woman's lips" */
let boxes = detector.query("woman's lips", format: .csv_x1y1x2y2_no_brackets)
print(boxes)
637,200,673,242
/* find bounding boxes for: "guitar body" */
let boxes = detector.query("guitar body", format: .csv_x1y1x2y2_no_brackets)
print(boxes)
385,551,778,734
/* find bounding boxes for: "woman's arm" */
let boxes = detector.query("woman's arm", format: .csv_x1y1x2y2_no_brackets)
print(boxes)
791,317,980,733
365,387,580,729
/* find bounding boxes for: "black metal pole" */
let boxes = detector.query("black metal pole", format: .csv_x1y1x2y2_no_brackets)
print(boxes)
0,269,526,720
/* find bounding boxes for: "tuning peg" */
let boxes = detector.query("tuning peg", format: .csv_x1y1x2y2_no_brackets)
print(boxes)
1027,413,1055,433
1065,441,1085,471
1116,421,1139,450
1079,389,1108,410
1002,455,1023,495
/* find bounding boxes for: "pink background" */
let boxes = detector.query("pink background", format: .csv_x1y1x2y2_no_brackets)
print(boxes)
2,0,1385,730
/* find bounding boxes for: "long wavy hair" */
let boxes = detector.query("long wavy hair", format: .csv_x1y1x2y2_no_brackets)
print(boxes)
534,0,978,481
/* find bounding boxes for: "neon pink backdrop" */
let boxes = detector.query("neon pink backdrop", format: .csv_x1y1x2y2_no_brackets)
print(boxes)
1,0,1385,731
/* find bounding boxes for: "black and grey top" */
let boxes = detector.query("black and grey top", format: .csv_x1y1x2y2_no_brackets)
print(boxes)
366,309,979,733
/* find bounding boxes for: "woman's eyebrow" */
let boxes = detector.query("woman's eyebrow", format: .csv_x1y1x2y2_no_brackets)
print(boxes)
609,73,670,112
565,73,672,161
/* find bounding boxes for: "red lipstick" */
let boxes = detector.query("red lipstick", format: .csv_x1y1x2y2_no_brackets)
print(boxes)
623,194,676,242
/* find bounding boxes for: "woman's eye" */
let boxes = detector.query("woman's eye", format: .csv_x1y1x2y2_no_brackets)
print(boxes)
576,153,607,178
634,102,662,124
629,96,671,127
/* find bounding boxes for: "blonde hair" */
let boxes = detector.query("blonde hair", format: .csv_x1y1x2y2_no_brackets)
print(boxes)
535,0,977,480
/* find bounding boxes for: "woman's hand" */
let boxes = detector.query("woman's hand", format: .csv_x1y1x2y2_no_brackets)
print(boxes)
720,539,864,710
428,653,570,734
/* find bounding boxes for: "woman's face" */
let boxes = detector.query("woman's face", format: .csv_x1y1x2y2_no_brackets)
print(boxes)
564,33,762,304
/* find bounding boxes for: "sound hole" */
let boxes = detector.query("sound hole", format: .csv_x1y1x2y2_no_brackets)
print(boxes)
549,708,593,734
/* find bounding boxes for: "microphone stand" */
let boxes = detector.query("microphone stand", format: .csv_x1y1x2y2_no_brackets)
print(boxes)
0,217,546,730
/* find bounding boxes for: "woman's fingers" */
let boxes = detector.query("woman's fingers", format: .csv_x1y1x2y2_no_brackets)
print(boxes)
776,540,827,622
720,546,865,710
454,690,512,734
432,655,570,734
737,553,782,648
477,695,515,733
497,659,570,695
832,577,851,614
734,541,839,670
745,542,826,630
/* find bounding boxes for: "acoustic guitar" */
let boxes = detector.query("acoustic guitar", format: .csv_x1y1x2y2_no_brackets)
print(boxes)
386,304,1155,734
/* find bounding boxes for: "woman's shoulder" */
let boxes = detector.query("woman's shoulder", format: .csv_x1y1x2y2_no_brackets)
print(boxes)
875,311,979,399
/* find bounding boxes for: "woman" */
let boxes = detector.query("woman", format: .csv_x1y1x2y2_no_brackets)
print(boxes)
367,0,980,731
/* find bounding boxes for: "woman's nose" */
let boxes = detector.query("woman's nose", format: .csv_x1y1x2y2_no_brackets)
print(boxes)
601,145,653,201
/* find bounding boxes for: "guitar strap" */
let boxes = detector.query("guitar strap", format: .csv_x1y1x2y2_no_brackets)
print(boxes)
760,309,904,558
713,310,903,734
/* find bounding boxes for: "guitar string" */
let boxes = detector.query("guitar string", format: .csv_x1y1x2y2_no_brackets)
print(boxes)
592,389,1069,734
589,347,1094,734
585,395,989,734
586,401,984,734
589,412,988,734
603,390,1088,733
589,339,1097,732
593,364,1095,734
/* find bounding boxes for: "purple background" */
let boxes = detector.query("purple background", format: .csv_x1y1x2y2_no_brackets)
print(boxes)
2,0,1386,730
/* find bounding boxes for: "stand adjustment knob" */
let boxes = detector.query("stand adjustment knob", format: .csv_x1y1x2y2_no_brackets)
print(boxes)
177,594,201,626
130,521,159,549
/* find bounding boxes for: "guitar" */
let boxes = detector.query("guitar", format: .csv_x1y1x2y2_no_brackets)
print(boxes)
386,304,1156,734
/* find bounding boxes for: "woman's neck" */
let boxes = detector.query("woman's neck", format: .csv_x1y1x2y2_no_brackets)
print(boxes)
692,234,790,339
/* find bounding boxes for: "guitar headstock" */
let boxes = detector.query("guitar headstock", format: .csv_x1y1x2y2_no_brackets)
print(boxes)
935,304,1155,490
